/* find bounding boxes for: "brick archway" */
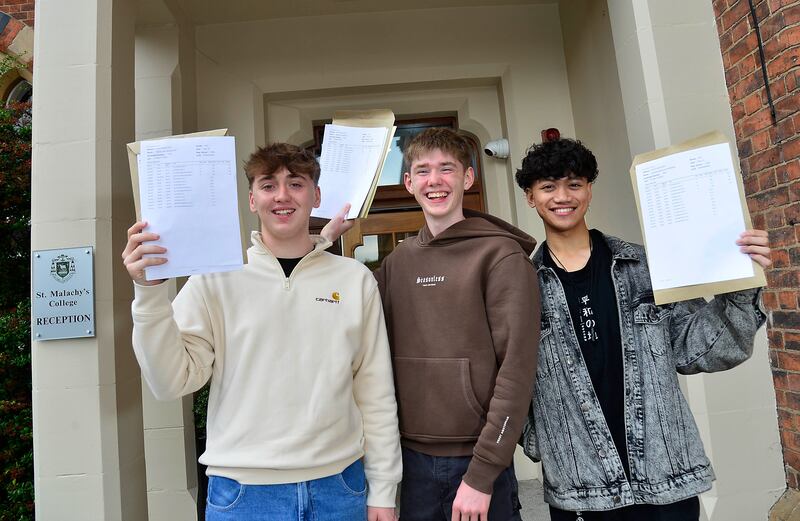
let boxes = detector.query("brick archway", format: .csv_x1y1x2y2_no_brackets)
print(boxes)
0,9,33,90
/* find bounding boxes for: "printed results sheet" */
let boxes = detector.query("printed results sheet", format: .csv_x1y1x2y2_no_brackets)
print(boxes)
137,136,243,280
312,124,389,220
634,142,753,291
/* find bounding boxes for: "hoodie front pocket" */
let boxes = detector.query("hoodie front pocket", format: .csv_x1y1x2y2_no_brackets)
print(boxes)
394,357,486,441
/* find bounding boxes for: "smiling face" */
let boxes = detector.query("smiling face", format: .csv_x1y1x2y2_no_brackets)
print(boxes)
249,167,320,248
525,174,592,236
404,149,474,235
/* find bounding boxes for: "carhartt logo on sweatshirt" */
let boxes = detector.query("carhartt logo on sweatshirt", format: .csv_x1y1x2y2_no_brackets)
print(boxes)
316,292,341,304
416,275,446,287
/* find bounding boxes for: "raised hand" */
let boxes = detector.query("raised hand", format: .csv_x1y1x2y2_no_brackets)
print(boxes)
321,203,355,243
121,221,167,286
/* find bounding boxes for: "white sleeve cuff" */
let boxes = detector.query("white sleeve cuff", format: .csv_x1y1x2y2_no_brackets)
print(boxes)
366,479,398,508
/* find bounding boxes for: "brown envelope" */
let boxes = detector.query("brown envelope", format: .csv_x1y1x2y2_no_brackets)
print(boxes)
126,129,229,220
629,130,767,305
331,109,396,218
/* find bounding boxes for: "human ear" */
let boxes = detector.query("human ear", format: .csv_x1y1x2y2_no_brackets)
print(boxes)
463,167,475,190
525,188,536,208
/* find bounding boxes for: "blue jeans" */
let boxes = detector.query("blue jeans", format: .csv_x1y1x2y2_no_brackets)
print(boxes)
205,459,367,521
400,446,522,521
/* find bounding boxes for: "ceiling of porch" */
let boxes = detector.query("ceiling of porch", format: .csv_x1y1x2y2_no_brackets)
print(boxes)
137,0,556,26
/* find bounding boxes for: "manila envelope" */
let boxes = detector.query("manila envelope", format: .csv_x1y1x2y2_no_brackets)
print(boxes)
629,130,767,305
126,129,229,219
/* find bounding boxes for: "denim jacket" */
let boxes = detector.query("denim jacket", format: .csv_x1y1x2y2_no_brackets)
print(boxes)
522,233,766,511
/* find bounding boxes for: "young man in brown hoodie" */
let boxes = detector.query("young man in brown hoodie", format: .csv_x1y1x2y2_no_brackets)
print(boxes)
324,128,540,521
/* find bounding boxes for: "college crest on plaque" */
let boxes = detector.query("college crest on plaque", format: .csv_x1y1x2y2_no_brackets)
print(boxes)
34,246,95,340
50,254,76,283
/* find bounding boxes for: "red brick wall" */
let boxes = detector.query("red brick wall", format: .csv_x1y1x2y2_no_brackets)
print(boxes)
0,0,33,27
713,0,800,490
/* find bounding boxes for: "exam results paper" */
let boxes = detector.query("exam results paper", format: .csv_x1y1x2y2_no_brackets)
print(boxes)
137,136,243,280
634,142,753,291
312,124,389,220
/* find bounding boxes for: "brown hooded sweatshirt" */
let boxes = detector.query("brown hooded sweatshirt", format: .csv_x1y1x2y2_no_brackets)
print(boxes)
375,209,541,494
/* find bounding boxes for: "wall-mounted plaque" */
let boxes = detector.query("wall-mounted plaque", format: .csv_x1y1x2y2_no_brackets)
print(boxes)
32,246,95,341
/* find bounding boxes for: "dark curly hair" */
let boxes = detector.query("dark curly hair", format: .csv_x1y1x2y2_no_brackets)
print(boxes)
515,138,598,190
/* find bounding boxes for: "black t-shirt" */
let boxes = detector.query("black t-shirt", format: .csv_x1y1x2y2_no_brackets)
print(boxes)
543,229,629,479
277,256,303,278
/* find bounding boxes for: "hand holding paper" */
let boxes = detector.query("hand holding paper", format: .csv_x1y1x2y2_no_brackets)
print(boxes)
321,204,355,243
131,134,244,280
312,110,396,220
121,221,167,286
313,125,389,219
737,229,772,268
630,131,767,304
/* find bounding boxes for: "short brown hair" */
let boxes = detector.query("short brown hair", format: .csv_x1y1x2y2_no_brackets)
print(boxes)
244,143,320,187
403,128,472,171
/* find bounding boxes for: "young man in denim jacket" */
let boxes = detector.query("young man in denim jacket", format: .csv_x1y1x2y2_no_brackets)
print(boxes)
515,138,771,521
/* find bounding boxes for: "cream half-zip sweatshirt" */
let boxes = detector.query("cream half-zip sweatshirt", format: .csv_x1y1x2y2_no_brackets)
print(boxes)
131,233,401,507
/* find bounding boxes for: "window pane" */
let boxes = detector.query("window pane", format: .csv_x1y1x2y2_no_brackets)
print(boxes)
378,135,404,186
353,231,417,271
354,235,379,267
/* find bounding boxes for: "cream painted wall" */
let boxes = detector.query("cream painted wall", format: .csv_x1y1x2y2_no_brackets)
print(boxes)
559,0,639,244
135,25,180,140
195,52,264,245
606,1,784,520
562,4,782,518
193,3,577,239
32,0,148,518
135,17,201,520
